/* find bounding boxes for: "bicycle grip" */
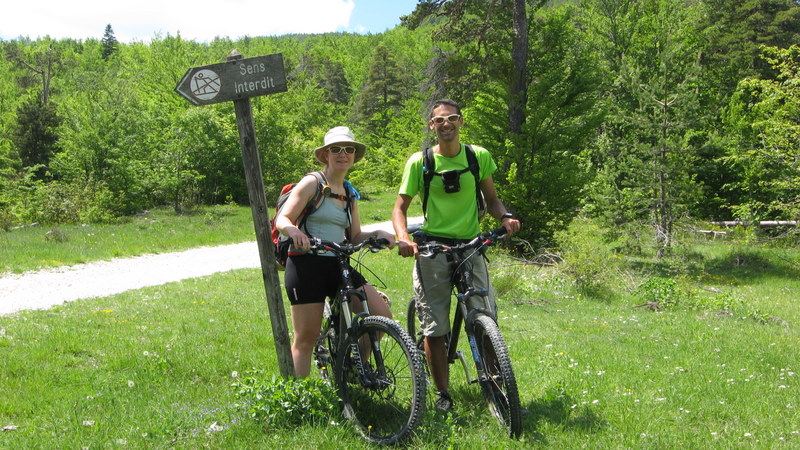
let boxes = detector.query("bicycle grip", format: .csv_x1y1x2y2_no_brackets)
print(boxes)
492,226,508,237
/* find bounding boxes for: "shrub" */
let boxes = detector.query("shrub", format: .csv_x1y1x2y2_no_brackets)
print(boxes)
632,276,772,323
554,216,623,296
0,207,13,231
633,276,682,308
232,370,338,428
20,179,119,224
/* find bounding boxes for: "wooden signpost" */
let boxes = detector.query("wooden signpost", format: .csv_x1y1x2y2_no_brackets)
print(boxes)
175,50,294,378
175,52,287,105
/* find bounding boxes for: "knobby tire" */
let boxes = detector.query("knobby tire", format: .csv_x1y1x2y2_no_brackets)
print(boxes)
335,315,426,446
406,297,424,352
472,314,523,438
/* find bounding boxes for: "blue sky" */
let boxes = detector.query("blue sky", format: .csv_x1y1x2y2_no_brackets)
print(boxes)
0,0,421,43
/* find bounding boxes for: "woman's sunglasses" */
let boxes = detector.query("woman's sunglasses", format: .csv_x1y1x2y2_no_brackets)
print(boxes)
328,145,357,154
430,114,462,125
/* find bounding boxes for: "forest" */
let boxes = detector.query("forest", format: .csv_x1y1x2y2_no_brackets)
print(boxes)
1,0,799,253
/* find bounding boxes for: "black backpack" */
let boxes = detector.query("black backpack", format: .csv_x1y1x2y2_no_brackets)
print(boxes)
421,144,485,219
270,172,352,267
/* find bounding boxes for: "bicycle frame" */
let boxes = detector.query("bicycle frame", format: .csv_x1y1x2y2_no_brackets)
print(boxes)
409,227,522,437
312,236,428,445
315,238,388,386
443,244,496,384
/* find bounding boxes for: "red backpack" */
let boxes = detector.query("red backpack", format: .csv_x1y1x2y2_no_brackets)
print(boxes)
270,171,352,267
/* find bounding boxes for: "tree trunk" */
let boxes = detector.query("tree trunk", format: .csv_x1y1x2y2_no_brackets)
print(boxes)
508,0,528,135
656,95,672,254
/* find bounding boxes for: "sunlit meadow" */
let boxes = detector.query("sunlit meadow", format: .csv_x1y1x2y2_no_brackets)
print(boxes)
1,203,798,447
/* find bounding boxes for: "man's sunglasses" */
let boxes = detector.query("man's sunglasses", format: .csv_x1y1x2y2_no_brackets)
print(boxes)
328,145,357,154
430,114,462,125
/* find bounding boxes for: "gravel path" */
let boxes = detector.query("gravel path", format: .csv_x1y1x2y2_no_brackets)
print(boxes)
0,218,418,316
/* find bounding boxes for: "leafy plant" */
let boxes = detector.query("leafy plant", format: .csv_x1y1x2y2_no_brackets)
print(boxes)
634,276,681,309
232,370,338,428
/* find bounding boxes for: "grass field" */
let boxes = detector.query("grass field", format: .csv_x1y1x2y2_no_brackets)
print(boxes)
0,187,411,275
0,205,255,274
1,200,798,448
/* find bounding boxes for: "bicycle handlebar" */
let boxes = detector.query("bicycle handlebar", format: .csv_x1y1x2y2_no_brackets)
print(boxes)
309,236,393,256
417,226,507,258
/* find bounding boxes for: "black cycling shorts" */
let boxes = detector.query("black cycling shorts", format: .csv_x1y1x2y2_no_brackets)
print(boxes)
284,254,368,305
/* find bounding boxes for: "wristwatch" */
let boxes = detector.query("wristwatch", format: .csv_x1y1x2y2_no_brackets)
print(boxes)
501,213,517,220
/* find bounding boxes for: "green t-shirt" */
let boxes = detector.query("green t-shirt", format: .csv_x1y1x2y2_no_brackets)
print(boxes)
399,144,497,239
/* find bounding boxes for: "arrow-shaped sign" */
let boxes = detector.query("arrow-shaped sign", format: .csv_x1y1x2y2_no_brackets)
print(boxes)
175,53,287,106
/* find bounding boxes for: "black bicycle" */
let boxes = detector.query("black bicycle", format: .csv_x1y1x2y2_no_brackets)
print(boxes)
406,227,522,437
310,236,427,446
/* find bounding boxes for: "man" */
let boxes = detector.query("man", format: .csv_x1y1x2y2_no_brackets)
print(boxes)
392,98,521,412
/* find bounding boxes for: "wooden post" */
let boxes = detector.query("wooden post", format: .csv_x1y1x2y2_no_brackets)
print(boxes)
228,50,295,378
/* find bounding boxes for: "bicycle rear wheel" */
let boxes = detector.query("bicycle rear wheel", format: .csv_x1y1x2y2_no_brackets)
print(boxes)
313,327,337,384
472,314,523,437
336,315,427,445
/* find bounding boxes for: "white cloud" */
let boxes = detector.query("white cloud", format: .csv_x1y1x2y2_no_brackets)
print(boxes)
2,0,356,42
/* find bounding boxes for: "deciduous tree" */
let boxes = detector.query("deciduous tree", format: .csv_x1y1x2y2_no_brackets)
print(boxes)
723,45,800,221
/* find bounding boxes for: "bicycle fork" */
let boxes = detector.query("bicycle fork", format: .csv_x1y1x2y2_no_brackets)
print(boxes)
342,287,388,389
456,289,491,386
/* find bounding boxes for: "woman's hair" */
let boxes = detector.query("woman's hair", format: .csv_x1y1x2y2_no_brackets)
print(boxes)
430,98,462,117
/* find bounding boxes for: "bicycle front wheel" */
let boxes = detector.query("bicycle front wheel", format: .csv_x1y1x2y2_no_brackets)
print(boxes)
472,314,523,437
406,297,424,352
335,315,427,446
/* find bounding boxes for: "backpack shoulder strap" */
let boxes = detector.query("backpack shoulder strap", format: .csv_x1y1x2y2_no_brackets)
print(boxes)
308,171,326,207
343,180,356,241
421,145,484,219
464,145,479,179
297,171,326,231
422,148,435,217
464,145,485,214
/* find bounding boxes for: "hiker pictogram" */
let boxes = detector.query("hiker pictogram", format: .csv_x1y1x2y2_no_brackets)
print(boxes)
190,69,221,101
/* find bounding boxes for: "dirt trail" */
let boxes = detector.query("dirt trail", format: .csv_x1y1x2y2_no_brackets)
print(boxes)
0,218,418,316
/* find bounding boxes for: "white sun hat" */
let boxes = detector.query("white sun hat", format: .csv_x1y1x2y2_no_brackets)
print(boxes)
313,126,367,164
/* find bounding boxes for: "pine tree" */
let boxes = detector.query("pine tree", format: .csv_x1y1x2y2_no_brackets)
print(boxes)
583,0,705,254
293,52,351,105
13,96,61,177
101,24,118,60
351,45,405,132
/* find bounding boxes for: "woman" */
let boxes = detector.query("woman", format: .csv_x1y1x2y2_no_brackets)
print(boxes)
275,126,396,378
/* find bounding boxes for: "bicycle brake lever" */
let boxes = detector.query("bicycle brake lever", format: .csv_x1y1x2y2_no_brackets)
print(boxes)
418,245,437,258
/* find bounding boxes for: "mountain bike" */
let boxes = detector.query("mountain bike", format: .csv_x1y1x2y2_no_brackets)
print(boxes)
310,236,427,446
406,227,522,437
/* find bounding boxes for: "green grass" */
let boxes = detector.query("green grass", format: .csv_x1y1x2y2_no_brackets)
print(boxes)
357,187,423,225
1,191,419,275
1,206,799,447
0,205,256,274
